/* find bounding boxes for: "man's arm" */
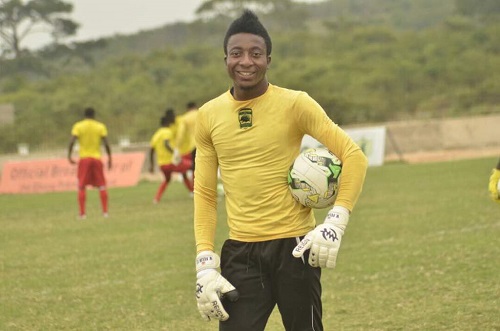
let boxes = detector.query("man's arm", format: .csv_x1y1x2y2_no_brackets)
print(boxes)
102,137,112,170
164,139,174,154
293,95,368,268
149,148,155,173
68,136,77,164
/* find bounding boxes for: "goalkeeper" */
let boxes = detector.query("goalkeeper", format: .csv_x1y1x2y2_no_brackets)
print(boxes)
489,157,500,204
193,10,368,331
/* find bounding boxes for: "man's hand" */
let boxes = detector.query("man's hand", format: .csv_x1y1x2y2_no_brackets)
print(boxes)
292,206,350,268
489,168,500,203
195,251,239,322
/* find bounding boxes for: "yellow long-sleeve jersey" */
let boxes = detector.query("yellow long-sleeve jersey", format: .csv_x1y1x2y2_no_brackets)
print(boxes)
194,84,368,252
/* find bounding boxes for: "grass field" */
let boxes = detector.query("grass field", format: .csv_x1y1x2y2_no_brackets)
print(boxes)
1,157,499,331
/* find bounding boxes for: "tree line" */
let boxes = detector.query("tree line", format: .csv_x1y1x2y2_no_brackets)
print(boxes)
0,0,498,153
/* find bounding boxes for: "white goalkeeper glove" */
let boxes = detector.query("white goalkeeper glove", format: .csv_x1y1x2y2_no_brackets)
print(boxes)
292,206,350,268
195,251,239,322
172,149,181,166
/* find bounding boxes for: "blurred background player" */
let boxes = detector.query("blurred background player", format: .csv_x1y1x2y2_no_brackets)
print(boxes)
165,106,195,191
149,110,193,203
68,107,112,219
489,157,500,204
173,101,198,179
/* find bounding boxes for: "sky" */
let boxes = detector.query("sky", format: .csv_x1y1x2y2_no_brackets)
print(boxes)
24,0,204,49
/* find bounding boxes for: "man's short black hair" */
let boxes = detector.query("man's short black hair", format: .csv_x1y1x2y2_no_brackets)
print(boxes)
164,108,176,125
84,107,95,118
223,10,272,56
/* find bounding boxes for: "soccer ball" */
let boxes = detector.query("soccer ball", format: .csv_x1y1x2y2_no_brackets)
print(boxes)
288,148,342,209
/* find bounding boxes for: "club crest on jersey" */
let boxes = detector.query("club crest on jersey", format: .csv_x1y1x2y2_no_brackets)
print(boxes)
238,108,252,129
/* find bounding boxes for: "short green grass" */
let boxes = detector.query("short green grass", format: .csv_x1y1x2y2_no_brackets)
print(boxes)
1,157,499,330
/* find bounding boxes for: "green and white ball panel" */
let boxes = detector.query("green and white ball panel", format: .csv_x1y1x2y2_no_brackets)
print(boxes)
288,148,342,209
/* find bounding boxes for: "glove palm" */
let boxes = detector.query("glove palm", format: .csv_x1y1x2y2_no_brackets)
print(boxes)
195,251,239,322
293,206,349,268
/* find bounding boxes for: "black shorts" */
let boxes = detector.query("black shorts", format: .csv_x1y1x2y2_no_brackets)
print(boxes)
219,237,323,331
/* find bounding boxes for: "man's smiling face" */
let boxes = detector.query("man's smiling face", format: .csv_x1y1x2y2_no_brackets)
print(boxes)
225,33,271,100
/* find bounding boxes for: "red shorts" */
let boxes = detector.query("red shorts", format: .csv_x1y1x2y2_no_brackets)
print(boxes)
181,152,192,164
78,158,106,188
159,157,192,175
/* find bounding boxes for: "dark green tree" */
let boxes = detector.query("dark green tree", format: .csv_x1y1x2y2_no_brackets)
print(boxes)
0,0,78,58
455,0,500,18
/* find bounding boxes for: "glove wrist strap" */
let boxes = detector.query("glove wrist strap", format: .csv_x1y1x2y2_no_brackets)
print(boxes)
324,205,350,231
195,251,220,274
